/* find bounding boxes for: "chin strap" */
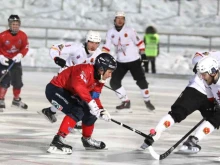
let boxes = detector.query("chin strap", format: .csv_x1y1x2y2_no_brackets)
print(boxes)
98,75,106,84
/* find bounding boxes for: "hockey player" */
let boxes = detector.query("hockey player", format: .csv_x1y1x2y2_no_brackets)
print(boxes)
45,53,117,154
0,15,29,112
40,31,102,123
102,11,155,112
140,51,220,154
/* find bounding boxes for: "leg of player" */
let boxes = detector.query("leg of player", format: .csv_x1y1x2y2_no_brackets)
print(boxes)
114,86,131,112
140,114,175,150
178,120,215,154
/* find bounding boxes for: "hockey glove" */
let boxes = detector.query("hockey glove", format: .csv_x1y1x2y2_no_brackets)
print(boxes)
12,53,23,63
100,109,111,122
213,99,220,112
54,57,66,68
88,99,100,117
0,55,9,66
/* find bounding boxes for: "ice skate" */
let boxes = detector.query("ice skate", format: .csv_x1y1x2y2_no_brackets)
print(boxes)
144,100,155,111
81,137,107,150
178,136,201,154
115,100,132,113
38,108,57,123
0,99,5,112
47,135,72,155
11,97,28,110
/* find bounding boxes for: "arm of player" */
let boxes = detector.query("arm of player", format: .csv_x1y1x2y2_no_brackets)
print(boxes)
102,30,112,53
131,28,145,53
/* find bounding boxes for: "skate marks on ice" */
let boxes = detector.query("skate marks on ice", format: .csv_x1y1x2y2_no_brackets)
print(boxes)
0,72,219,164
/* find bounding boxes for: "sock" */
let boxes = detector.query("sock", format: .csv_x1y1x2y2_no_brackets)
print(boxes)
141,89,150,101
153,114,175,141
57,116,76,138
193,121,215,141
116,86,129,101
0,87,7,99
50,106,57,113
82,123,94,138
13,88,21,100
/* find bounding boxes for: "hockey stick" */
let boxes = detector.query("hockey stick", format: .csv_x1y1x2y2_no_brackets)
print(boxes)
148,118,205,160
111,118,149,138
111,118,205,160
104,85,123,96
0,60,16,83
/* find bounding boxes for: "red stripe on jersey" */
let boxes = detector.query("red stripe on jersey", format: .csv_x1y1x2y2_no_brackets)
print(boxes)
136,41,143,47
102,47,110,52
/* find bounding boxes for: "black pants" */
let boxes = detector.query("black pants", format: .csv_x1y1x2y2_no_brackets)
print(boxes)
169,87,220,129
0,60,23,89
110,59,148,90
45,83,97,125
143,56,156,73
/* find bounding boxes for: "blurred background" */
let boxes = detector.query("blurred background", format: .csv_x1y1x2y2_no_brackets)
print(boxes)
1,0,220,74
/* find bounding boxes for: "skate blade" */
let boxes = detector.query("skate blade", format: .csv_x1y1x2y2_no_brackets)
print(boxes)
115,108,133,113
11,105,28,111
84,146,108,150
37,111,55,123
47,146,72,155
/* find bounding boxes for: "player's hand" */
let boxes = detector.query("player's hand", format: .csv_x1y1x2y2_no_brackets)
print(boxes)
0,55,9,66
100,109,111,122
54,57,66,68
12,53,23,63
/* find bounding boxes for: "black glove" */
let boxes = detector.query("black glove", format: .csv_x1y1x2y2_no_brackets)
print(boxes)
141,54,147,62
54,57,66,68
193,63,198,74
214,99,220,112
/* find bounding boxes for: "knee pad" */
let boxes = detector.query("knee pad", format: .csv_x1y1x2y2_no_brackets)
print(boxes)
136,78,148,89
0,82,10,89
110,78,121,90
12,82,23,89
169,106,188,123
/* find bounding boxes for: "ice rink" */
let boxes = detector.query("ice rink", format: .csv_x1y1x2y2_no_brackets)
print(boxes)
0,71,220,165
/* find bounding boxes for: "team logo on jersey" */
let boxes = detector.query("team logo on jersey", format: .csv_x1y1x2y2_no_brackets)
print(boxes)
58,44,64,51
5,40,10,45
124,33,128,37
111,35,115,38
80,71,87,83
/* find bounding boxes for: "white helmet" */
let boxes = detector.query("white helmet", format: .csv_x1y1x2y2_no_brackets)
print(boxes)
86,30,101,43
115,11,125,17
197,56,219,74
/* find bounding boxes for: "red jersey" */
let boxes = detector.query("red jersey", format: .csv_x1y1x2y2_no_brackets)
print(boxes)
51,64,104,108
0,29,29,59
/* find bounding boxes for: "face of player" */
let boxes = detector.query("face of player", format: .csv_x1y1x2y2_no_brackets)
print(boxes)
10,21,20,34
99,69,114,80
114,16,125,27
200,72,216,85
87,41,100,52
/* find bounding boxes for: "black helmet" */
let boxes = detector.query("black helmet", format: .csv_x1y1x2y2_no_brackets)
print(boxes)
8,15,21,35
94,53,117,80
95,53,117,72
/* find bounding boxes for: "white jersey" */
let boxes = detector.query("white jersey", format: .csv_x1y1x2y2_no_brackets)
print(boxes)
50,42,102,72
188,51,220,95
102,26,145,63
205,79,220,104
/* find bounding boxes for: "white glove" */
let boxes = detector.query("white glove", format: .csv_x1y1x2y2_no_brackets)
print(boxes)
12,53,23,63
0,55,9,66
88,99,100,118
100,109,111,122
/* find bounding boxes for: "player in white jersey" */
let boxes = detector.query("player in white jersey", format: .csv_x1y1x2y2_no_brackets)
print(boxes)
139,51,220,154
102,11,155,112
39,31,102,124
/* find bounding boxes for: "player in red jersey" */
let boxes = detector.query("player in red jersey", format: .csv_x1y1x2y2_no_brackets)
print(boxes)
45,53,117,154
0,15,29,112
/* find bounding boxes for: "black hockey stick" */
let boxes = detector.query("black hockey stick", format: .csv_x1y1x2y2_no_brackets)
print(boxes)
104,85,122,96
0,60,16,83
148,118,205,160
111,118,149,138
